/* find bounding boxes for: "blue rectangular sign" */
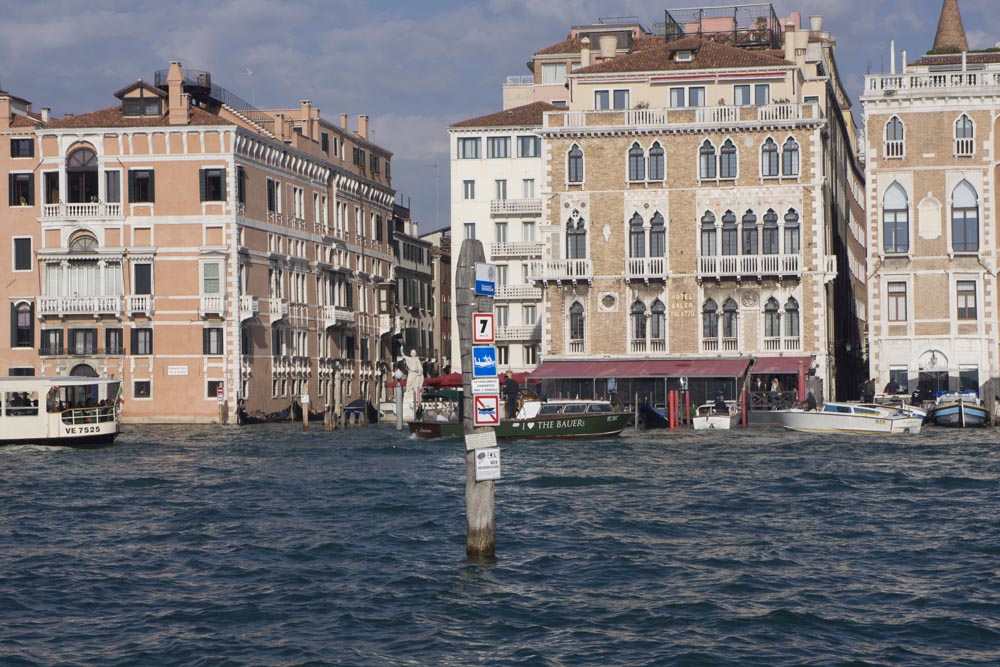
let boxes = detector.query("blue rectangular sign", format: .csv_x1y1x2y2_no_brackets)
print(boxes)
475,280,495,296
471,346,498,378
475,262,496,296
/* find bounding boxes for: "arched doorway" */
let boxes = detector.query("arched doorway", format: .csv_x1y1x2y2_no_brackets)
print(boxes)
67,147,99,203
70,364,98,378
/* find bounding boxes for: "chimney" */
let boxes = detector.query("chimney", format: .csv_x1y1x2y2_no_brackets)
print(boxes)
167,61,189,126
0,97,9,131
358,114,369,140
41,107,51,122
598,34,617,59
580,36,592,68
784,22,796,61
340,113,348,130
300,100,313,140
64,113,74,119
809,16,823,33
275,113,286,142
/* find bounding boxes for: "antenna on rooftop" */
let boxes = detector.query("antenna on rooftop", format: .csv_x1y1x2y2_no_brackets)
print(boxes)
245,67,254,106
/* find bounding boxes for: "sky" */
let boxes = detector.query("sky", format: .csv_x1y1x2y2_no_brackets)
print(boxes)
1,0,998,232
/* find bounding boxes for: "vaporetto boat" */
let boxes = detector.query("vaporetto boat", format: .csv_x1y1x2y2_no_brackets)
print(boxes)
0,376,122,446
772,402,923,435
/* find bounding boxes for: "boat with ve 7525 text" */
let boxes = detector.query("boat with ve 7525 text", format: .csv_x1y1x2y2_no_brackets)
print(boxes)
0,376,122,446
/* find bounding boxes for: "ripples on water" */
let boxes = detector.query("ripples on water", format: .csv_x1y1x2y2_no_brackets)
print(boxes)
1,424,999,666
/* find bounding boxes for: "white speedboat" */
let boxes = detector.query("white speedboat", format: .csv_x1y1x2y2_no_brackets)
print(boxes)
692,401,741,430
0,376,122,446
773,401,923,434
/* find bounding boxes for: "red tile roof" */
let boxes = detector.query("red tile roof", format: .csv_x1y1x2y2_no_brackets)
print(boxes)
10,114,41,128
573,37,791,74
45,104,233,129
450,101,561,129
912,52,1000,66
535,33,663,57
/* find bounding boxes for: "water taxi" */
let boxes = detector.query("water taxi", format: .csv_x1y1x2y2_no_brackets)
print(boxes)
0,376,122,446
773,401,923,435
692,400,742,430
409,398,632,440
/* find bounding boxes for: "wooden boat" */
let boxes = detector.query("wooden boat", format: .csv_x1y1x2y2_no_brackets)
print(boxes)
773,401,923,434
928,391,988,427
409,398,632,440
692,401,741,430
0,376,121,446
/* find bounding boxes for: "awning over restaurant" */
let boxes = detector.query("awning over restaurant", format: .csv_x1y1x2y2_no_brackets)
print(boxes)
388,371,538,388
750,356,814,375
528,358,751,380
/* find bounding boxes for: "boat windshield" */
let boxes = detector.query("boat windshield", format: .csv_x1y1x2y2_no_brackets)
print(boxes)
537,405,563,416
562,404,587,414
587,403,613,413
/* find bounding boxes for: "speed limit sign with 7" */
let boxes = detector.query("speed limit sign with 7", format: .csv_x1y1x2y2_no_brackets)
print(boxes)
473,313,495,344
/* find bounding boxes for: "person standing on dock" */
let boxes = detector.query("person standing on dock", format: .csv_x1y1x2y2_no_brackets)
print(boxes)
504,371,519,420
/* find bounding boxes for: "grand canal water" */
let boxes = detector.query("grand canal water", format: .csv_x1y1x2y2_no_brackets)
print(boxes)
2,423,999,666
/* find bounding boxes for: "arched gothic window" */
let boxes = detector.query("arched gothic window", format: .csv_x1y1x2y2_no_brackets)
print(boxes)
952,180,979,252
650,300,666,342
955,114,974,156
883,182,909,253
719,139,738,179
566,211,587,259
699,140,717,179
631,300,647,341
702,299,718,339
569,302,585,341
721,210,738,256
742,210,758,255
782,138,800,176
649,212,666,256
761,138,779,177
628,142,645,181
764,297,781,338
700,211,717,257
629,213,645,258
762,209,779,255
784,297,800,338
885,116,904,158
783,209,800,255
722,298,739,339
648,142,665,181
568,144,584,183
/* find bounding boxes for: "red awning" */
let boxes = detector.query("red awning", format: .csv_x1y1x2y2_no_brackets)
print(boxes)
389,371,539,388
750,356,814,375
528,358,751,380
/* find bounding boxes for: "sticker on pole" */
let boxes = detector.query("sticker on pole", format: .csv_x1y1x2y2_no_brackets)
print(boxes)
473,312,495,344
473,395,500,426
475,447,501,481
475,263,495,296
471,346,497,378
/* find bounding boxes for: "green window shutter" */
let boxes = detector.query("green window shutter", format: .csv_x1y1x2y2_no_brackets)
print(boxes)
199,169,207,202
128,171,136,203
219,169,226,200
148,171,155,202
26,174,35,206
7,174,14,206
9,303,17,348
203,328,211,354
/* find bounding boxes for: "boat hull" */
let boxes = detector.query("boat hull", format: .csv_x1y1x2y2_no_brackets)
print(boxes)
930,402,988,427
692,414,741,430
409,412,632,440
774,410,923,434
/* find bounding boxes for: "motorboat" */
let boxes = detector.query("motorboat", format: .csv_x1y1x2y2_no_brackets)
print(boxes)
0,376,121,446
409,398,632,440
773,401,923,434
928,391,988,427
692,400,741,430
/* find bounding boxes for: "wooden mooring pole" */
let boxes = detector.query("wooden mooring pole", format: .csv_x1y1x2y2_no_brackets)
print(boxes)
457,239,495,561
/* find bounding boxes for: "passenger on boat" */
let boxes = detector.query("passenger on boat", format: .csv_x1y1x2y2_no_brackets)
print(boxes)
714,393,728,414
804,391,818,412
504,371,519,419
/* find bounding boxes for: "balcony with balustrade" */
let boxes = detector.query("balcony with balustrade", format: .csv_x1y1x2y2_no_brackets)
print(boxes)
38,295,122,319
698,254,801,282
126,295,154,317
624,257,669,283
496,323,541,342
494,284,542,301
528,259,593,284
41,202,124,222
490,198,543,216
321,305,355,329
268,297,289,323
489,241,545,259
703,337,739,353
200,295,226,317
764,337,801,352
630,338,667,354
544,103,822,132
240,295,259,321
863,69,1000,102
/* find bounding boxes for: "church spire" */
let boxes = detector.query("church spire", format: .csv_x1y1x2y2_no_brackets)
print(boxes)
931,0,969,54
